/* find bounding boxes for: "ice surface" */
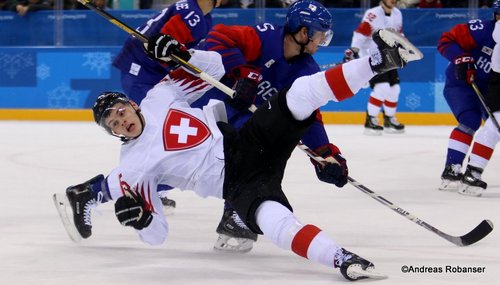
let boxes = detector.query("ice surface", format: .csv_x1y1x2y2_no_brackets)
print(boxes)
1,122,498,285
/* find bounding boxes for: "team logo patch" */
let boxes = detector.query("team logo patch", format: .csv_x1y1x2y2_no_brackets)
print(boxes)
163,109,211,151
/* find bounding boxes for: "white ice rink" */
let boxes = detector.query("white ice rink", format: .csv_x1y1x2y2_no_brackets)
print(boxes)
1,121,498,285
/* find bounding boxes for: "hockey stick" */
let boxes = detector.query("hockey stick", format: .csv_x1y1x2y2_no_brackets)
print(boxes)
297,142,494,246
470,79,500,133
76,0,239,102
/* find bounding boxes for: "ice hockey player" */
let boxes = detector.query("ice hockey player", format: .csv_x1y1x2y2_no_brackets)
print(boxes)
437,2,499,192
54,25,420,280
459,1,500,197
113,0,221,211
344,0,406,135
113,0,220,103
191,0,346,253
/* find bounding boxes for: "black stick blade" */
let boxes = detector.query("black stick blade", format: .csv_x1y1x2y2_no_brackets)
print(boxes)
457,220,494,246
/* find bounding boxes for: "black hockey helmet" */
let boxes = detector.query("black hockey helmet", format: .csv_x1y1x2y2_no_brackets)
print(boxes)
92,91,130,125
92,91,144,141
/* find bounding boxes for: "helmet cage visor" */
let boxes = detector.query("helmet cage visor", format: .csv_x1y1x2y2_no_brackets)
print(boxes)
310,29,333,46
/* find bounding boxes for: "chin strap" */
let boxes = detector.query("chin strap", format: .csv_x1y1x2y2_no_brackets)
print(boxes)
290,33,310,56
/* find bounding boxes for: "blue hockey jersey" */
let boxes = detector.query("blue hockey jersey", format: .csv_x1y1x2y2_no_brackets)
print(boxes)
192,23,331,149
438,18,496,91
112,0,213,102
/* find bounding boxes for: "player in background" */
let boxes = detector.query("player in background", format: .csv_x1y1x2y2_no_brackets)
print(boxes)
436,4,498,192
191,0,346,253
344,0,405,135
112,0,221,210
459,2,500,197
56,27,416,280
113,0,219,102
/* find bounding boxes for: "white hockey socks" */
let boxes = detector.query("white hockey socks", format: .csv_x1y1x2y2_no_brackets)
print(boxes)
469,113,500,169
286,57,375,121
383,84,401,117
255,200,341,267
367,82,389,116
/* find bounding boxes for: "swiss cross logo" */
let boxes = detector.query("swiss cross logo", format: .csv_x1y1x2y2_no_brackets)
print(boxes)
163,109,211,151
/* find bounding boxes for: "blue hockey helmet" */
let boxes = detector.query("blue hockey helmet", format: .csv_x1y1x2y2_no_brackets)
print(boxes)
494,0,500,15
285,0,333,46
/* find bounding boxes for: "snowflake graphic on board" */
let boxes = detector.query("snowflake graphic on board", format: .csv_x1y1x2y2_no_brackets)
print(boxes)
48,84,82,108
82,52,111,76
405,93,421,111
0,52,35,79
37,64,50,80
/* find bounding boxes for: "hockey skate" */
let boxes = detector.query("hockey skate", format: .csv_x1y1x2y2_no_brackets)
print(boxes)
364,112,383,135
439,164,463,191
213,207,258,253
53,175,103,243
334,248,387,281
373,29,423,70
383,113,405,134
458,165,487,197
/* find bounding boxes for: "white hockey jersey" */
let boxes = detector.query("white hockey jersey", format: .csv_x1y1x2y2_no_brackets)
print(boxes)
106,50,226,245
351,5,403,57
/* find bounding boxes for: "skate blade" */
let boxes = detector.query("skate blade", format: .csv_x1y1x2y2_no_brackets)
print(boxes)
384,127,405,134
213,234,254,253
438,179,461,192
53,193,82,243
347,265,388,280
458,185,484,197
363,128,383,136
379,29,423,62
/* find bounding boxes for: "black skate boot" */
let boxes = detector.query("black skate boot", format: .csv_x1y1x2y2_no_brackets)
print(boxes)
364,112,383,135
383,112,405,133
214,207,258,253
334,248,387,281
459,165,487,197
66,175,104,239
439,164,463,191
370,29,422,74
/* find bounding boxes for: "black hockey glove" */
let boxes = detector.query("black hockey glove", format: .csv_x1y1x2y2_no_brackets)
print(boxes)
454,54,476,84
227,65,261,110
146,33,191,68
310,143,348,188
342,47,360,63
115,190,153,230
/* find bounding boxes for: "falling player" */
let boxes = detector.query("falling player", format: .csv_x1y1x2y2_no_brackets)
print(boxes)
192,0,348,253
